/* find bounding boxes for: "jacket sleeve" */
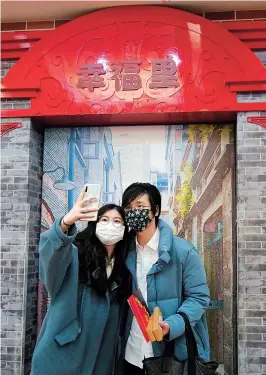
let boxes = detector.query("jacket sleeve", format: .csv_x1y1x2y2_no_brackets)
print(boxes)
39,218,78,300
164,247,210,340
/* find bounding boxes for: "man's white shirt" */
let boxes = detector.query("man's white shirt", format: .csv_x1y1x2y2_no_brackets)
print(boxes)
125,228,159,368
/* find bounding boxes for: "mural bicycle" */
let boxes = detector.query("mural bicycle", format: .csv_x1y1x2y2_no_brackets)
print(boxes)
40,124,236,373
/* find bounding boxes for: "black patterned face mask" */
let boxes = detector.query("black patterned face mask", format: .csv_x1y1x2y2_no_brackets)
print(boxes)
125,208,151,232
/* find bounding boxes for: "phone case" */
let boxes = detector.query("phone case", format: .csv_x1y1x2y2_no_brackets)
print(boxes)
80,184,102,221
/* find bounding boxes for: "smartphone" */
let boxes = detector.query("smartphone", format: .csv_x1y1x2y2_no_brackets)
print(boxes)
80,184,102,221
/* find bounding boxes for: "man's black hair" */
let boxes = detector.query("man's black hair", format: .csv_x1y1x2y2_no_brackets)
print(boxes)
122,182,161,225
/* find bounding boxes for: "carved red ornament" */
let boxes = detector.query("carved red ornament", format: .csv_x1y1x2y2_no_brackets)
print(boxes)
0,122,22,136
1,6,266,124
247,116,266,129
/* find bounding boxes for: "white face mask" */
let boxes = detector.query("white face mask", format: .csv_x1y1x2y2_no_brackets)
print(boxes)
96,222,125,246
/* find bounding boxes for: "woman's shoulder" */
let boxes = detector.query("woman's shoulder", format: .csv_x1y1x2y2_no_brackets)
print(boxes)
40,219,78,250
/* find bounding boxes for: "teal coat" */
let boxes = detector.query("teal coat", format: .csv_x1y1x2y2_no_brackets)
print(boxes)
31,219,126,375
124,219,210,361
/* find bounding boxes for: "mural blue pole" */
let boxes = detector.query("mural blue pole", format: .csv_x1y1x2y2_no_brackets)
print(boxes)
105,163,109,203
68,129,76,210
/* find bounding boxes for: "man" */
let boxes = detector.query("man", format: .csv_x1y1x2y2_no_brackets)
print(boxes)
122,182,210,375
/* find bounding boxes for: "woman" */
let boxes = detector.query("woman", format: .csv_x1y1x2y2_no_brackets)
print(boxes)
31,187,131,375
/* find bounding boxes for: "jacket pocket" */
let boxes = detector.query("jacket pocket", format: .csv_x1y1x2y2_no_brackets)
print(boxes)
54,319,80,346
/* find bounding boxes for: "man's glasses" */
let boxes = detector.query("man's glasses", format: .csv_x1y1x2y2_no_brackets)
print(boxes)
124,205,151,213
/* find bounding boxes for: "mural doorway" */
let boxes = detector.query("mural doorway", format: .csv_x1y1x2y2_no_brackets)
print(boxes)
39,123,236,374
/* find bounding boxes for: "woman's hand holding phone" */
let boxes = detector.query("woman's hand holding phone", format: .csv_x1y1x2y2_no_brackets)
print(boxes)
61,186,98,231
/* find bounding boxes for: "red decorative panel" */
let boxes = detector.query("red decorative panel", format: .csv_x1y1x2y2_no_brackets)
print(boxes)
1,31,50,60
0,122,22,136
247,116,266,129
219,20,266,51
1,6,266,120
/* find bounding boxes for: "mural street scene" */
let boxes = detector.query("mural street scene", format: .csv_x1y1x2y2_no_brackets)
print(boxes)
40,124,235,373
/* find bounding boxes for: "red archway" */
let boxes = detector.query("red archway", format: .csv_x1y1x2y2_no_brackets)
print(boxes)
1,6,266,124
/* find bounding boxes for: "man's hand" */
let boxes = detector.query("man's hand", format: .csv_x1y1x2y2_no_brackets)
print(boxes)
158,321,170,337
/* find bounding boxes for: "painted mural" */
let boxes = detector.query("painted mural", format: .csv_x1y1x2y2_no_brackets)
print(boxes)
40,124,235,372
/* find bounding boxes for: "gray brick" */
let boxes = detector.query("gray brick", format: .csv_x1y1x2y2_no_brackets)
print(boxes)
246,167,261,175
240,161,266,168
245,211,262,219
239,146,266,154
245,139,262,146
237,108,266,375
245,227,263,234
256,51,266,65
0,91,43,373
6,169,29,177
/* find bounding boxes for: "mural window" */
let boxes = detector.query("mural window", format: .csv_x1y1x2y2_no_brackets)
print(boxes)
202,159,215,189
82,142,99,159
197,182,203,198
215,143,221,160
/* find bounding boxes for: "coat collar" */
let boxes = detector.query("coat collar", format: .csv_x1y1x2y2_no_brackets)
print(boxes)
125,219,173,283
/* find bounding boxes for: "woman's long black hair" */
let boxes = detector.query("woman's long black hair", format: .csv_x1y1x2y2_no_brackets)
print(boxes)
74,204,131,299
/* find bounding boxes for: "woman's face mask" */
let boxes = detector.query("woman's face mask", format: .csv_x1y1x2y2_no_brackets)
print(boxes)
125,208,151,232
96,222,125,246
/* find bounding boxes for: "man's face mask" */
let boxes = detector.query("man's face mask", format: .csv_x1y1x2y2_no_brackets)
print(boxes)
125,208,151,232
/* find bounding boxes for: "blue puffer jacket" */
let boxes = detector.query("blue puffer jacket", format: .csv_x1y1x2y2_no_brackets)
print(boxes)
124,219,210,360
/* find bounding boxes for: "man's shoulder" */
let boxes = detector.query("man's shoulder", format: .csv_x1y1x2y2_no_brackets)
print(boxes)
173,235,194,250
171,235,197,263
158,220,194,254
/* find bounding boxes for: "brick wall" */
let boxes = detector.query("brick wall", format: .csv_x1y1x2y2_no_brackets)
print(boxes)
237,89,266,373
1,19,69,31
1,119,43,375
256,51,266,66
199,9,266,21
1,61,17,80
1,9,266,32
1,60,43,374
24,124,43,374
